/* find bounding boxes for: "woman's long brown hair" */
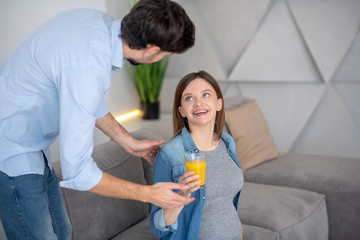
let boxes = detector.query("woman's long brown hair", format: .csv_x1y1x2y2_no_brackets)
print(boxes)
172,70,225,140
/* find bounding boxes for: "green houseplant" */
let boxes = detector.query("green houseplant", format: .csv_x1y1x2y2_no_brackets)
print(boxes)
126,56,169,119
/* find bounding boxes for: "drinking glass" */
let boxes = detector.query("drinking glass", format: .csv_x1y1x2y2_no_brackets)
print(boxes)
184,153,207,188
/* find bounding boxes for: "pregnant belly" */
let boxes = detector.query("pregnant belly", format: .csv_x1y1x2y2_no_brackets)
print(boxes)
199,203,242,240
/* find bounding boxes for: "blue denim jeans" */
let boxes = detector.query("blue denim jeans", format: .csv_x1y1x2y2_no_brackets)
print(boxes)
0,154,72,240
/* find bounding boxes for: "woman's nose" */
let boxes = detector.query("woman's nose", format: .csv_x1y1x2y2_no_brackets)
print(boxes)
194,98,203,106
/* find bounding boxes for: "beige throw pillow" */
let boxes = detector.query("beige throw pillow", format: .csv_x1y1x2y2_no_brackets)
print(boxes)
225,100,283,171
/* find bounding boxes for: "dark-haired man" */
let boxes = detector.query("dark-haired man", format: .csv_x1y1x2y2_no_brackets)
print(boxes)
0,0,195,238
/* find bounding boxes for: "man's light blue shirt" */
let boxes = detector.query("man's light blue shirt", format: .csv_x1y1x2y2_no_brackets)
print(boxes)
0,9,124,190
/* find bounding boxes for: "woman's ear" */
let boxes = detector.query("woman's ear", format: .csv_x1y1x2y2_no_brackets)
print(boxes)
217,98,223,111
178,106,185,117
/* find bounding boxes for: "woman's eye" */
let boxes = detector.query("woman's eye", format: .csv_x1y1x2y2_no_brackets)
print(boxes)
186,96,193,101
203,93,210,98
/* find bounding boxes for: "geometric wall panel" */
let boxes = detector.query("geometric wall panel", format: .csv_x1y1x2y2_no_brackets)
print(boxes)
292,85,360,158
222,83,244,99
332,29,360,83
229,0,321,82
333,83,360,128
164,0,360,159
192,0,272,76
166,1,226,80
287,0,360,82
231,83,326,152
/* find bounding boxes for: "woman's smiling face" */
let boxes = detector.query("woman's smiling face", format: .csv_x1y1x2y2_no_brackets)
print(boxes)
178,77,222,127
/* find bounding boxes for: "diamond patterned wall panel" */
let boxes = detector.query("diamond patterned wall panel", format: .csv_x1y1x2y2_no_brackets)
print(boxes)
221,83,244,99
227,83,326,152
229,0,321,82
287,0,360,82
291,85,360,158
333,83,360,129
166,1,226,80
332,30,360,83
163,0,360,158
191,0,272,76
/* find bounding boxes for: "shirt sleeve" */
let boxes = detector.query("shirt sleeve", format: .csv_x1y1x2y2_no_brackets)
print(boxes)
58,65,107,191
95,97,109,119
153,208,178,231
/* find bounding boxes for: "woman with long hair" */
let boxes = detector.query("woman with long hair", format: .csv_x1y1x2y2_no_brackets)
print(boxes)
150,70,244,240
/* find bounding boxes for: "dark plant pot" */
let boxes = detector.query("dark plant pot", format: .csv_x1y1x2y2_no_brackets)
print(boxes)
141,101,160,120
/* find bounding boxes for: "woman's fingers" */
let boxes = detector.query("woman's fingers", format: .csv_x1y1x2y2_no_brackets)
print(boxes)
189,182,200,192
181,181,200,197
178,171,202,196
179,171,200,185
179,171,195,181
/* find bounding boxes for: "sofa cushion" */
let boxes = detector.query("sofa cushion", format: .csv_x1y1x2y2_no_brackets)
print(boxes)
53,141,150,240
238,182,328,240
223,95,251,133
243,224,279,240
225,100,283,170
112,217,157,240
244,153,360,240
113,217,280,240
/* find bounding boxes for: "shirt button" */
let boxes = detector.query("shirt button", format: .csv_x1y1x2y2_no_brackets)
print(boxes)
195,150,199,153
203,197,205,200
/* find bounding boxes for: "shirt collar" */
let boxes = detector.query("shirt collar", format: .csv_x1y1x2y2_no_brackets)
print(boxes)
181,127,199,153
181,126,232,153
110,19,124,71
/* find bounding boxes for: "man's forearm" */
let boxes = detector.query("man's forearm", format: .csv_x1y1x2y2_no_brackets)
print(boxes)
95,113,133,150
89,172,149,202
89,172,195,209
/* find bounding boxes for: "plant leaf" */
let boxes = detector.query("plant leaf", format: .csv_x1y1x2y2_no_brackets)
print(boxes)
127,56,168,104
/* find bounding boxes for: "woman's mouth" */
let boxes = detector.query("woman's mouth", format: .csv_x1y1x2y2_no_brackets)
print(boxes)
193,110,209,116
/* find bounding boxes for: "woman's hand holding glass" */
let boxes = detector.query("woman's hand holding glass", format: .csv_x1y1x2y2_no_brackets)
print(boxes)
178,171,201,197
163,171,200,227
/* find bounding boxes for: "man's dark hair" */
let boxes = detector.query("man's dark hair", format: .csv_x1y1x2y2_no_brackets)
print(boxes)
121,0,195,53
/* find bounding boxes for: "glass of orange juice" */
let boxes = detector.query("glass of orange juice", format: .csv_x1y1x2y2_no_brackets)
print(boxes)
185,153,207,188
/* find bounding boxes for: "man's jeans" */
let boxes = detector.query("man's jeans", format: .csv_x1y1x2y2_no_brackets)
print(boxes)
0,155,72,240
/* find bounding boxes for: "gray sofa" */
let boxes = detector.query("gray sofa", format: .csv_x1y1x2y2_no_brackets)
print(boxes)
53,96,360,240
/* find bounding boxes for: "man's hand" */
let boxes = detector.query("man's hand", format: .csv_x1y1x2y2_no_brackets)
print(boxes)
125,139,164,165
145,182,195,209
90,173,194,209
96,113,164,165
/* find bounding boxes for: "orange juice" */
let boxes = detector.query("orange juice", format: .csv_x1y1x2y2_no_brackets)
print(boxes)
185,160,207,188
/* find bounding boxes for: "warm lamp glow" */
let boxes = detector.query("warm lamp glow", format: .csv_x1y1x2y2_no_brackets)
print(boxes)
115,109,141,122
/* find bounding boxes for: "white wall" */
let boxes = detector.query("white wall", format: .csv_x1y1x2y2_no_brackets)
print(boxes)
0,0,106,62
